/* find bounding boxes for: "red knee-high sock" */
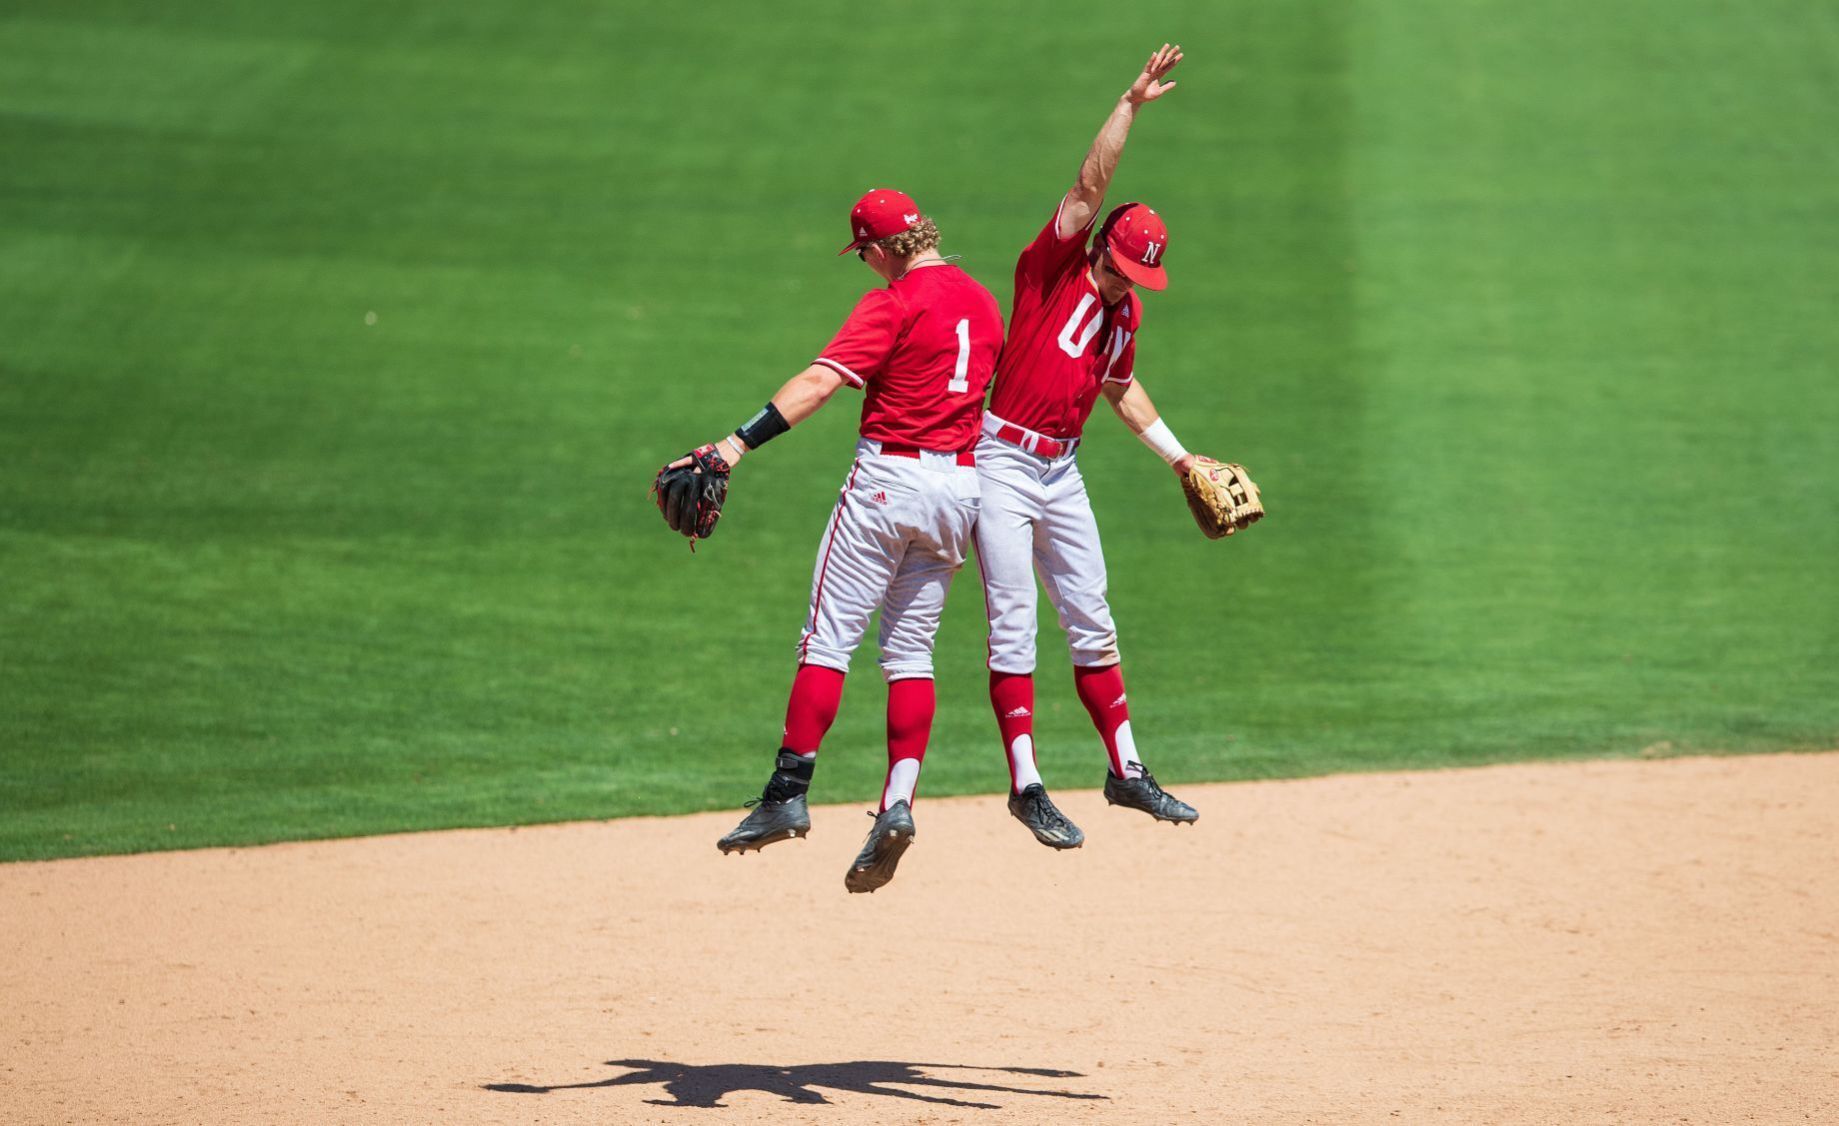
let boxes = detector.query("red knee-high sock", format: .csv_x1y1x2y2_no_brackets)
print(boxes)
782,663,846,755
989,671,1042,793
1074,663,1140,778
881,677,935,811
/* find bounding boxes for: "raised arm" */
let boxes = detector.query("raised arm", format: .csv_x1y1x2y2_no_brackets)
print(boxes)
1056,43,1183,240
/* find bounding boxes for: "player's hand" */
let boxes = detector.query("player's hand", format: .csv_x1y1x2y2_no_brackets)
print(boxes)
1125,43,1182,105
666,438,745,471
1172,453,1197,477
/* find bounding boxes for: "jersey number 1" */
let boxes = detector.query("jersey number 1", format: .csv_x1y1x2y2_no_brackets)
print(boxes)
948,318,971,393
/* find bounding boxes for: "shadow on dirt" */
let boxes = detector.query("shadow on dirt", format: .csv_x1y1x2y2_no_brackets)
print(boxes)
484,1058,1108,1109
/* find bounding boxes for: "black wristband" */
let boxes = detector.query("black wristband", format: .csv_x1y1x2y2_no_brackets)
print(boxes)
735,401,791,451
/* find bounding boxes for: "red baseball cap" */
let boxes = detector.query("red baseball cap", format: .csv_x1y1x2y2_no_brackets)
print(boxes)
839,188,924,255
1100,202,1170,291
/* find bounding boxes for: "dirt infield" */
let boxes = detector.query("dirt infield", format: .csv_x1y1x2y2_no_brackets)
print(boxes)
3,753,1835,1124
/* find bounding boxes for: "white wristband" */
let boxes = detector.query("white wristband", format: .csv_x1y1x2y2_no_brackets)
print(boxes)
1137,418,1188,466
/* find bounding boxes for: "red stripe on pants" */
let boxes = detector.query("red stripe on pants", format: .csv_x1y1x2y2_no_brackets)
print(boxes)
798,461,860,664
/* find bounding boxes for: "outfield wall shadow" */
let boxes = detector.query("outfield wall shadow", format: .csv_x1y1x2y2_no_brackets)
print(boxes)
484,1057,1108,1110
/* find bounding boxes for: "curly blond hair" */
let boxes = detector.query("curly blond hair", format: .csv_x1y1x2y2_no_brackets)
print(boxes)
872,215,941,259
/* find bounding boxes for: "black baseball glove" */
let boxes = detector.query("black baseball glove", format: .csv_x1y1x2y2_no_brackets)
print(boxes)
652,443,731,546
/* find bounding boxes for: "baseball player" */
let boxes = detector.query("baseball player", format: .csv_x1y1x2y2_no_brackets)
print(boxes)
975,44,1204,848
655,190,1003,893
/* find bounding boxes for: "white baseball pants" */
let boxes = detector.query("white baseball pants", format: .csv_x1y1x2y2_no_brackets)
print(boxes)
796,440,981,681
973,423,1120,673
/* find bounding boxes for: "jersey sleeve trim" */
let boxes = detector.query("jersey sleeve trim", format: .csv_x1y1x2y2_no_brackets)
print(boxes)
813,356,866,388
1102,367,1135,386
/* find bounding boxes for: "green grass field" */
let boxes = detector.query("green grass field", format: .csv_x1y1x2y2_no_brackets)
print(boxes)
3,1,1835,861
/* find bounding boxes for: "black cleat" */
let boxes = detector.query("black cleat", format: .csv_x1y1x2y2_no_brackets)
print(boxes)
716,794,810,853
717,753,815,854
844,800,915,893
1007,784,1085,849
1103,769,1199,824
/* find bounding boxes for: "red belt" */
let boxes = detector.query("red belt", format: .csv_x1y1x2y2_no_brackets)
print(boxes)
991,423,1075,459
879,444,976,467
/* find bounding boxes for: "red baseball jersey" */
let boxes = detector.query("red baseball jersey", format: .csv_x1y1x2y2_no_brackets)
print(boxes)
987,198,1140,439
813,262,1004,452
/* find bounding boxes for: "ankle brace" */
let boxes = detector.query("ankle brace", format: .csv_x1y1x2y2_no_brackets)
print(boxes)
764,750,815,801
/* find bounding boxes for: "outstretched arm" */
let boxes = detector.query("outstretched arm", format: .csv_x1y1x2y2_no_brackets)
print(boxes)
1103,377,1196,476
1057,43,1183,240
675,363,847,469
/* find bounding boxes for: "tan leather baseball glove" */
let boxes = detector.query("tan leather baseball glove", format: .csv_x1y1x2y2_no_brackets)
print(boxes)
1181,457,1264,539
